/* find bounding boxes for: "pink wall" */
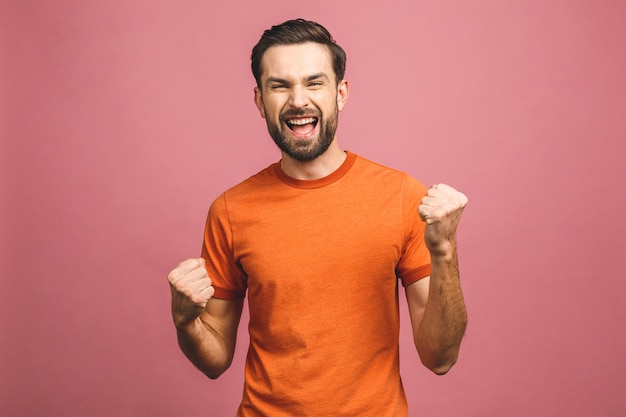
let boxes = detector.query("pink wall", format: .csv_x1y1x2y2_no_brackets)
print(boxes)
2,1,625,416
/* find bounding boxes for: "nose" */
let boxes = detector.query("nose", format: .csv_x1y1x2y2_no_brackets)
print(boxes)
288,85,310,109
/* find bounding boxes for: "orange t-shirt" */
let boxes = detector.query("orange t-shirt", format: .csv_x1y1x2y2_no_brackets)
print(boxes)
202,152,431,417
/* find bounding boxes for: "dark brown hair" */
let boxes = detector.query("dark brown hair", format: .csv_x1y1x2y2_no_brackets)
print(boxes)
251,19,347,87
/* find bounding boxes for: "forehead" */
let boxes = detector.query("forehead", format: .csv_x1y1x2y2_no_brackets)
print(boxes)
260,42,334,82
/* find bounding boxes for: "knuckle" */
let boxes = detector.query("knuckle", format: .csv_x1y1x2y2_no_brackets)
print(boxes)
176,259,190,270
167,269,180,284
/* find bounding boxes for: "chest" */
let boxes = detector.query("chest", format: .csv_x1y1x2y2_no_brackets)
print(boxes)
230,186,405,296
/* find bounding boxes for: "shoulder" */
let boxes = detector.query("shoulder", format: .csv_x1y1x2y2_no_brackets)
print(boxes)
351,153,427,194
208,162,286,222
221,163,281,199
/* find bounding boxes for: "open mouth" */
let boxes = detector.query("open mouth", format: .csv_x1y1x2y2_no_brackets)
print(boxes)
285,117,319,136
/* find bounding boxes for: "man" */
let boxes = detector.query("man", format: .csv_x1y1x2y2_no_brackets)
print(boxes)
168,19,468,417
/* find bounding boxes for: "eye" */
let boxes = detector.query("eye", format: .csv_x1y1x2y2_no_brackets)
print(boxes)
270,84,288,90
308,81,324,88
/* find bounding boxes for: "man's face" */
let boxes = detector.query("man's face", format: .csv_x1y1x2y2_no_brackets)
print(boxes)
254,42,349,162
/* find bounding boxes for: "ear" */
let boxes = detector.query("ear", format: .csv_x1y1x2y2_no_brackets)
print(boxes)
254,87,266,118
336,79,349,112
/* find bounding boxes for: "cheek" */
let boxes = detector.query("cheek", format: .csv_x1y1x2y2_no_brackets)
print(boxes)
264,100,285,120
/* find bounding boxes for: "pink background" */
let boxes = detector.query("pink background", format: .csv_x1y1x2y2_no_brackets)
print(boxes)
2,1,625,416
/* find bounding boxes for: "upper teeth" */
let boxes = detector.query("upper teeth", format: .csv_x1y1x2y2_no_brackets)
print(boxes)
287,118,316,126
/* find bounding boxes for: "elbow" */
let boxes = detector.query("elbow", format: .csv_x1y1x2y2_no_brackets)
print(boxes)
423,357,457,375
415,325,467,375
206,371,224,380
204,356,234,380
202,364,230,380
418,347,460,375
182,355,232,380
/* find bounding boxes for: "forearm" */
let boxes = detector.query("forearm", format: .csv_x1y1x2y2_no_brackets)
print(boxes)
416,245,467,374
176,316,234,379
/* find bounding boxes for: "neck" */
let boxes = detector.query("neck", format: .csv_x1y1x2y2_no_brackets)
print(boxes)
280,141,346,180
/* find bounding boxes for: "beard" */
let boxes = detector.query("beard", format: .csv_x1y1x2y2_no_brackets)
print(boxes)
266,106,338,162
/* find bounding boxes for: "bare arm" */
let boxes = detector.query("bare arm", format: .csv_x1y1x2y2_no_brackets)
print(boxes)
168,258,244,379
406,184,468,375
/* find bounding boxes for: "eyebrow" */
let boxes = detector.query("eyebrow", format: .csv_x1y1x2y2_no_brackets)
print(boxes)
265,72,330,86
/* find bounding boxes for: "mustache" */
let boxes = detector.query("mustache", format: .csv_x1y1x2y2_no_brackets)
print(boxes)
280,108,321,119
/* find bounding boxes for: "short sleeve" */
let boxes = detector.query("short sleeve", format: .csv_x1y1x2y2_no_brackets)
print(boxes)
396,175,431,287
201,194,247,299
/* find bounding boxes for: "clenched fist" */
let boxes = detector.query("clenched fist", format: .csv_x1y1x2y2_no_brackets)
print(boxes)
418,184,468,257
167,258,215,328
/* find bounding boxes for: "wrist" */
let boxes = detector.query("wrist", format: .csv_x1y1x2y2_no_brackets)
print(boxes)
174,315,202,333
428,240,456,261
